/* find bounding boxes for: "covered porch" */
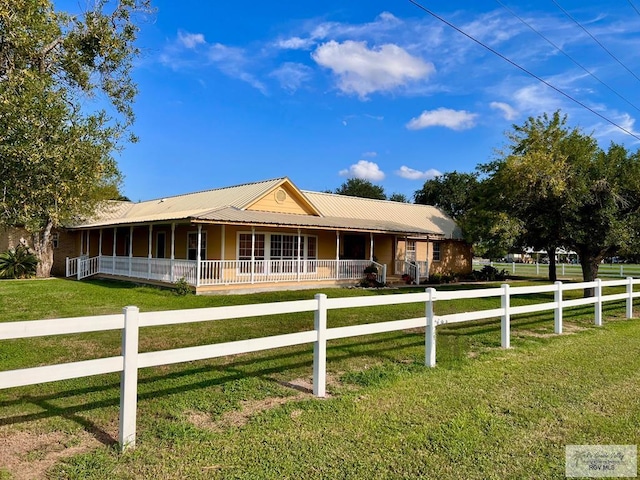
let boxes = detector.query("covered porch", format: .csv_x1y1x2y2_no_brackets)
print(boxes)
65,222,389,290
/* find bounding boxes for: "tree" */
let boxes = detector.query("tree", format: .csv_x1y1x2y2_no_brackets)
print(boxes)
0,0,151,276
480,111,640,291
388,192,409,203
414,171,478,219
334,178,386,200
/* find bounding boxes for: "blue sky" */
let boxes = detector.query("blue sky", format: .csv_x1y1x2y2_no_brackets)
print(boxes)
64,1,640,201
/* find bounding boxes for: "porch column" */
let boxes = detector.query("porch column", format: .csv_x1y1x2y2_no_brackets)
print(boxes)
128,226,133,277
297,228,301,281
99,229,103,257
170,223,176,282
370,232,374,262
86,230,90,256
335,231,340,280
250,227,255,284
147,225,153,280
404,235,408,262
112,227,117,275
79,231,84,256
196,224,202,287
220,225,225,260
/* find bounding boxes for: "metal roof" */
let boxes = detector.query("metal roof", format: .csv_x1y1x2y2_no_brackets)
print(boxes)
71,177,463,239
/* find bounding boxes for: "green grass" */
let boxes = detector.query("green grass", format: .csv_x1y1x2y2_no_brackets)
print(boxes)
1,278,639,479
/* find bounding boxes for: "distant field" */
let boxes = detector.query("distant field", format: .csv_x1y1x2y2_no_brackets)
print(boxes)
477,261,640,279
0,278,639,479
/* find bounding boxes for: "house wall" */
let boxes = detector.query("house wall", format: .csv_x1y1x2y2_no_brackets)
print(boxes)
51,230,80,276
246,185,316,215
395,238,472,276
0,226,30,251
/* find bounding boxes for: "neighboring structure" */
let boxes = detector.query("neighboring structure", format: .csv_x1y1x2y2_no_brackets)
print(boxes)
56,177,472,293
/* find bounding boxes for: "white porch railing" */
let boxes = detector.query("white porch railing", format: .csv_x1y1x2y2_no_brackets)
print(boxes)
395,260,429,284
66,256,386,287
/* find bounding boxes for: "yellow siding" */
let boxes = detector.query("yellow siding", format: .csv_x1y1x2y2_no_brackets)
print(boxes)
246,184,317,215
429,240,472,275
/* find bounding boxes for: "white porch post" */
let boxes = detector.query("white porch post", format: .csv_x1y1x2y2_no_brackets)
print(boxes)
250,227,255,284
196,224,202,288
220,225,225,260
112,227,117,276
297,228,302,281
147,225,153,280
86,230,90,256
170,223,176,282
99,229,103,257
79,231,84,256
335,231,340,280
128,226,133,277
369,232,374,262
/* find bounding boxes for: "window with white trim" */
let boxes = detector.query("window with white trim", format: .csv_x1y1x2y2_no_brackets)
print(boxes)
406,239,416,262
237,232,317,274
187,231,207,261
433,242,441,262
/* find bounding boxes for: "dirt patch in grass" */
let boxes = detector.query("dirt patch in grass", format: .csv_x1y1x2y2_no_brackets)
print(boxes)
514,321,588,338
0,429,103,480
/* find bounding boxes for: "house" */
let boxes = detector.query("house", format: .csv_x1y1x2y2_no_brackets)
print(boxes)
56,177,472,293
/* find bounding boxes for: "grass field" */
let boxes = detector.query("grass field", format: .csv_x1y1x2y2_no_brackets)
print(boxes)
1,278,639,479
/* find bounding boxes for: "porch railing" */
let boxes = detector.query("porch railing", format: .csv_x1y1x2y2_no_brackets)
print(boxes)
395,260,429,284
66,256,386,287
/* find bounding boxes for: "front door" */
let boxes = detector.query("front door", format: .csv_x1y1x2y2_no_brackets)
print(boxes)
343,234,366,260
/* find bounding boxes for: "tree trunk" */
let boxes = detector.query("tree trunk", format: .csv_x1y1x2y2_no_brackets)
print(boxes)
547,246,557,282
31,221,54,278
580,256,600,298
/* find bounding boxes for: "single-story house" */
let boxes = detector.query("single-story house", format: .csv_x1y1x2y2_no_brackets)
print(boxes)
50,177,472,293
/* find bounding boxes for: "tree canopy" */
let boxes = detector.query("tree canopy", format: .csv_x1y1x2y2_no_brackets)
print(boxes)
0,0,151,276
414,171,478,219
471,111,640,289
334,178,387,200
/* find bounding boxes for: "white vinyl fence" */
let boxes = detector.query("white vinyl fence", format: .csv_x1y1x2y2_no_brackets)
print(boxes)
475,260,640,278
1,278,639,451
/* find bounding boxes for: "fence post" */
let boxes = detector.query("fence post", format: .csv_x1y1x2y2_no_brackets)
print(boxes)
425,288,436,367
120,306,140,451
512,262,515,275
554,281,563,334
536,262,539,275
562,264,565,276
594,278,603,326
501,284,510,348
313,293,327,397
627,277,634,319
620,264,624,277
382,264,387,284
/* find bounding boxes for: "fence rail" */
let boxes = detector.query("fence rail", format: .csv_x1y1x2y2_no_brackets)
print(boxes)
475,260,640,278
2,278,639,450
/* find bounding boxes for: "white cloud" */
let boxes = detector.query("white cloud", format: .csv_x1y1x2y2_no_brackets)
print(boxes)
490,101,518,120
362,151,377,158
406,108,478,131
339,160,385,181
177,30,206,49
269,62,313,92
312,40,434,98
276,36,315,50
395,166,442,180
208,44,267,94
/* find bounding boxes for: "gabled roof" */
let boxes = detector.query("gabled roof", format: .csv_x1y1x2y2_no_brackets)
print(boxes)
71,177,463,239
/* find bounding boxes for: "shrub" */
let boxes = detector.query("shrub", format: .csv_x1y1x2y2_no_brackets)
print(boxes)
174,277,192,296
472,265,509,282
0,245,39,279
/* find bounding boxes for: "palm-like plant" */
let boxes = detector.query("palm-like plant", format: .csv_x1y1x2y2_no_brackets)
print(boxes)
0,245,39,279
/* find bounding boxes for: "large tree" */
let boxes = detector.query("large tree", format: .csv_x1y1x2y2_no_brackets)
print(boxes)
334,178,386,200
0,0,151,276
414,171,478,219
480,111,640,290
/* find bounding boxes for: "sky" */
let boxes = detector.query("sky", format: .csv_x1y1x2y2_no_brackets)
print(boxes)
61,0,640,201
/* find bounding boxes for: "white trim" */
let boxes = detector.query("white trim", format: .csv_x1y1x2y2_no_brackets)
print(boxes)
236,230,318,276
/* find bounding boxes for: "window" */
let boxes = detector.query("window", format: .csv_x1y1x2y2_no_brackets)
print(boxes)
52,233,59,249
433,242,441,262
239,233,265,273
406,239,416,262
187,232,207,261
237,232,317,274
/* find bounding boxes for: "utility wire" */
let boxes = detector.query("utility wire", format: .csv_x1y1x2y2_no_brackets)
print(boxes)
495,0,640,114
626,0,640,18
550,0,640,84
407,0,640,141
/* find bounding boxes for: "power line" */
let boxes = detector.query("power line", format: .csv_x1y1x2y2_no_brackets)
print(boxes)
495,0,640,114
407,0,640,141
550,0,640,84
626,0,640,18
